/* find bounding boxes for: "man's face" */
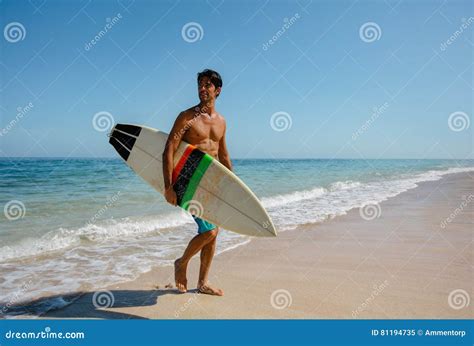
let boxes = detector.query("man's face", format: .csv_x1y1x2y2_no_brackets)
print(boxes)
198,76,220,103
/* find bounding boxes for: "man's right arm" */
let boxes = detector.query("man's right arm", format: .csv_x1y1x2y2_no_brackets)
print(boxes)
162,112,188,205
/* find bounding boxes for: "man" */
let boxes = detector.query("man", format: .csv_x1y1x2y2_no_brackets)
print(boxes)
162,69,231,296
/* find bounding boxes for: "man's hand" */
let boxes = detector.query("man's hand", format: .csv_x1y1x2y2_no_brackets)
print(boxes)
164,186,178,206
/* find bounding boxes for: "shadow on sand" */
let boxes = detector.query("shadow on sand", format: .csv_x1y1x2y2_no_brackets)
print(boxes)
0,288,190,319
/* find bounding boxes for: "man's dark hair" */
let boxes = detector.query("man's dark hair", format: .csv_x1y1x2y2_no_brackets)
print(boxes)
197,69,223,90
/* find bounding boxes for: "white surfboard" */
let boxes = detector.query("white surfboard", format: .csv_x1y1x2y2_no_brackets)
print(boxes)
109,124,277,237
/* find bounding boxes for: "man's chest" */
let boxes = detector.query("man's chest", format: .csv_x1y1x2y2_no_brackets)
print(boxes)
187,117,223,142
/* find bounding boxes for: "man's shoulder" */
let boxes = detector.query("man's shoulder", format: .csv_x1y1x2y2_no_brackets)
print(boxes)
177,107,198,121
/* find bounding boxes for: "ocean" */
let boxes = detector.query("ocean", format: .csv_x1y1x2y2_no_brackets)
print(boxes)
1,158,473,314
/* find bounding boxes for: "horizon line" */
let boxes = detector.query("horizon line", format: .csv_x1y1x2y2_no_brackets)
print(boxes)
1,156,473,160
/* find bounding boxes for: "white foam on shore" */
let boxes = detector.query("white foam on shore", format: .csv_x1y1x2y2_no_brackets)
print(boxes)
0,212,192,262
0,225,251,317
264,166,474,230
261,186,327,208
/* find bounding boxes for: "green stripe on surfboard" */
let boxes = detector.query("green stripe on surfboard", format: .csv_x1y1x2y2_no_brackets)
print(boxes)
180,153,213,208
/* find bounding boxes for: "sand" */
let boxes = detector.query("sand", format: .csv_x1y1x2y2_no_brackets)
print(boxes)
28,172,474,319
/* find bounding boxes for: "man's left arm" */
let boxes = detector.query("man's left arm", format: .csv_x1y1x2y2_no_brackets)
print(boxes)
218,122,232,171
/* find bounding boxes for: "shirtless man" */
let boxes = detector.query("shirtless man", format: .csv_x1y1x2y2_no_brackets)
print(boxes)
162,69,231,296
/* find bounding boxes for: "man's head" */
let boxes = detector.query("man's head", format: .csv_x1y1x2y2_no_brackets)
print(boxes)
197,69,222,103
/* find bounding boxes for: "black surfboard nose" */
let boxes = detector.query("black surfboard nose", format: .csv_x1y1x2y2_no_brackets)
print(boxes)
115,124,142,137
108,123,142,161
111,129,137,151
109,136,130,161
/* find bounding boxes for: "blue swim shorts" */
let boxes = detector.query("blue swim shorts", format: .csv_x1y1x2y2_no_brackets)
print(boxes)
192,215,217,234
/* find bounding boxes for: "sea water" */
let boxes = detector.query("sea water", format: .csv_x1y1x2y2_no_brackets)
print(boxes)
1,158,473,314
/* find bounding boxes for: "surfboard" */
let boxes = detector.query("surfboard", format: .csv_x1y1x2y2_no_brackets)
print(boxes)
108,123,277,237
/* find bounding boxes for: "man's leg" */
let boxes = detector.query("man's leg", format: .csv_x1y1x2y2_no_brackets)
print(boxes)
197,227,223,296
175,230,217,293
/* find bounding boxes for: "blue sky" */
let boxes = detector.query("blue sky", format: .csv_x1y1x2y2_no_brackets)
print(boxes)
0,0,472,159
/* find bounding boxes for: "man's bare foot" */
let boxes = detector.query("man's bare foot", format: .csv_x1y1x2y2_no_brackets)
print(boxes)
198,284,224,296
174,259,187,293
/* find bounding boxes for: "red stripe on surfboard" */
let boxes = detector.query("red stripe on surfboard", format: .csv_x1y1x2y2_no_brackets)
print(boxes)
172,145,195,183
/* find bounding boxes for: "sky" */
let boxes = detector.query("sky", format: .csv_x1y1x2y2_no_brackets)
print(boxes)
0,0,472,159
